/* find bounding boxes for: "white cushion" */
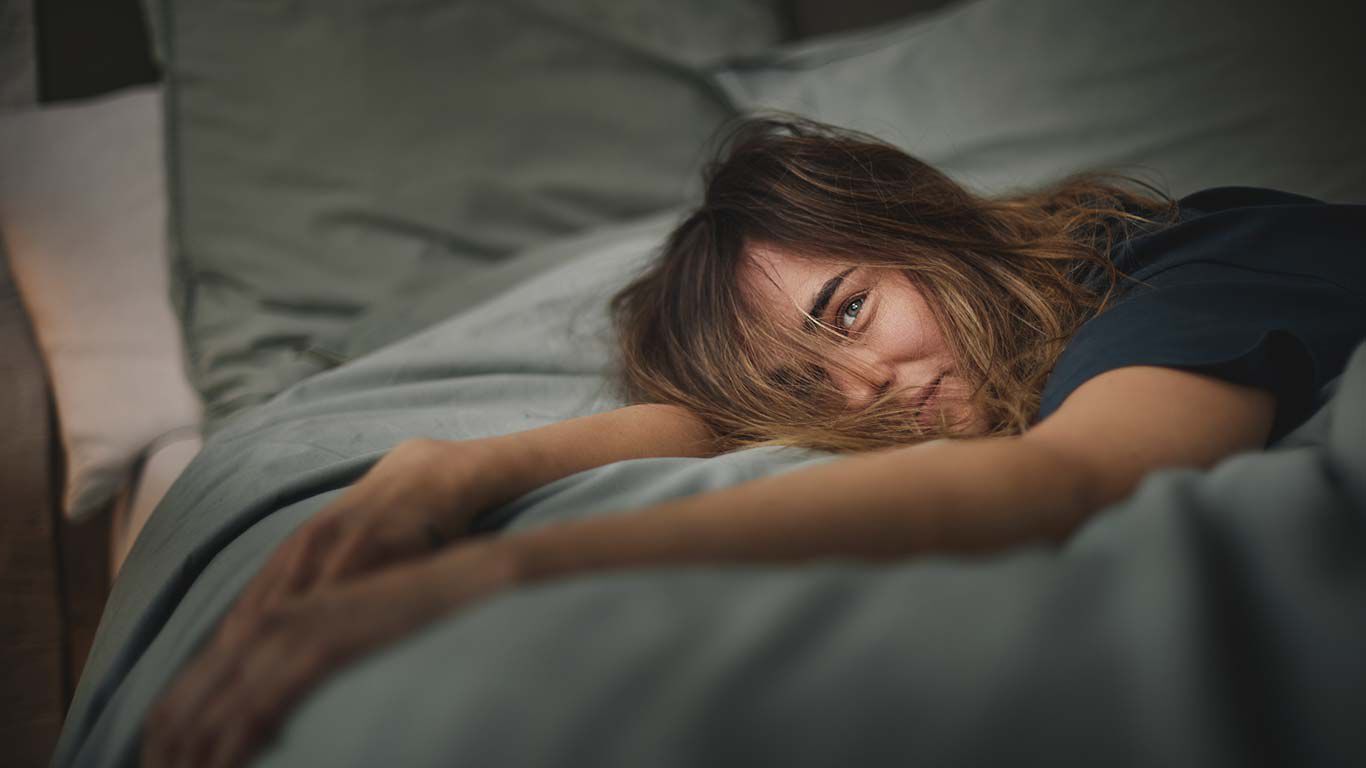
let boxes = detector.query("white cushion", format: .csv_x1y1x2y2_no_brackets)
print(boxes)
0,85,202,520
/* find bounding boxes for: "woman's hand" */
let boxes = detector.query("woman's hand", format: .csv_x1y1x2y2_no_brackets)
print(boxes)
141,538,523,768
230,404,716,624
229,438,496,624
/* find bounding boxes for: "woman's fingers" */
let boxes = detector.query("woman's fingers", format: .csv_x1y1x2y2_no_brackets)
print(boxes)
248,440,485,606
231,511,345,619
144,442,501,766
311,525,381,586
145,604,319,768
182,613,333,768
142,636,237,767
311,511,445,586
259,512,348,602
147,557,484,768
144,527,347,768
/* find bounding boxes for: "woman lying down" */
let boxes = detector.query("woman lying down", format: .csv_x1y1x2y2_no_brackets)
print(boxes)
142,116,1366,767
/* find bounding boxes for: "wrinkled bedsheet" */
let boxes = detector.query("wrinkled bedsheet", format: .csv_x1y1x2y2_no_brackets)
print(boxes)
56,210,1366,766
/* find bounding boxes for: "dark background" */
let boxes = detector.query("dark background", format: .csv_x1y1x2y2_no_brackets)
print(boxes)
32,0,160,102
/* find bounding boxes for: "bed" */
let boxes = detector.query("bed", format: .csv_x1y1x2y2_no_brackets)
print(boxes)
2,0,1364,765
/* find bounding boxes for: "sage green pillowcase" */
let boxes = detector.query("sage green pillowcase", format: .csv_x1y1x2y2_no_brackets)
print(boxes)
155,0,782,432
712,0,1366,202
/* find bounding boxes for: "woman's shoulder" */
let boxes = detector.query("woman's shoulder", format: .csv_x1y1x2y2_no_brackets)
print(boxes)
1044,184,1366,441
1104,186,1331,269
1110,184,1366,287
1176,185,1329,215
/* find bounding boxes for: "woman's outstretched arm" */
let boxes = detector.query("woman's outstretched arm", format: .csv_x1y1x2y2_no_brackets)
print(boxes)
219,403,717,622
454,402,719,517
503,365,1275,580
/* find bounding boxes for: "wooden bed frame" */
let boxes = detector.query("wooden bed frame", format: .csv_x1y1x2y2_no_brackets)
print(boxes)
0,247,110,766
0,2,953,764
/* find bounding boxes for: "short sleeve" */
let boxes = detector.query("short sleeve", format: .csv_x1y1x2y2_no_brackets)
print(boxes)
1032,185,1366,445
1036,267,1364,444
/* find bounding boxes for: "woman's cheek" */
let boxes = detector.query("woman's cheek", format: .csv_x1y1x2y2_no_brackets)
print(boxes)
940,376,989,434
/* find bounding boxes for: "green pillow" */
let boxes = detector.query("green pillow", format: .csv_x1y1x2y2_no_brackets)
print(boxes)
712,0,1366,202
154,0,781,432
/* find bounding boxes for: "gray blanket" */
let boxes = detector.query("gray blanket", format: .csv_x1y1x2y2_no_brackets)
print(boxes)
56,210,1366,766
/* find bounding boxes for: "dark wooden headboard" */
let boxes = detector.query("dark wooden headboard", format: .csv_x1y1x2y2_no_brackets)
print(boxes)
0,246,110,764
0,244,66,764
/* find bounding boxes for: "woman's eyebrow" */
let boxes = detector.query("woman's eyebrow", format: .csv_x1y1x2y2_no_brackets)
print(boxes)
804,266,857,332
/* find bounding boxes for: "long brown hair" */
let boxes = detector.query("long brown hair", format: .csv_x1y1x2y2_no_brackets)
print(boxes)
608,114,1180,454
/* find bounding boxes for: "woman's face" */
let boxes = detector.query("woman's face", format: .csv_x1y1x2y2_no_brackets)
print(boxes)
740,242,985,433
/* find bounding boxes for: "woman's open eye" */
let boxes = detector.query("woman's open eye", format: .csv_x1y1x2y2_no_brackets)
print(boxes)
836,292,868,333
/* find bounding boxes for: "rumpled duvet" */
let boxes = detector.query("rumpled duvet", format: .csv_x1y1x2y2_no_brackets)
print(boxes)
56,210,1366,767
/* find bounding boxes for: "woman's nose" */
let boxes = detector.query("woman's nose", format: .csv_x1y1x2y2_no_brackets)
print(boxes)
842,354,935,406
841,352,897,404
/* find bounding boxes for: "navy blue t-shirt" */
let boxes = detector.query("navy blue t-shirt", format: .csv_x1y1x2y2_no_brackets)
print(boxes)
1034,186,1366,445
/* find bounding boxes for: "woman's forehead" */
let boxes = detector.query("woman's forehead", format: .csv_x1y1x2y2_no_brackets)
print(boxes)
740,242,829,309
